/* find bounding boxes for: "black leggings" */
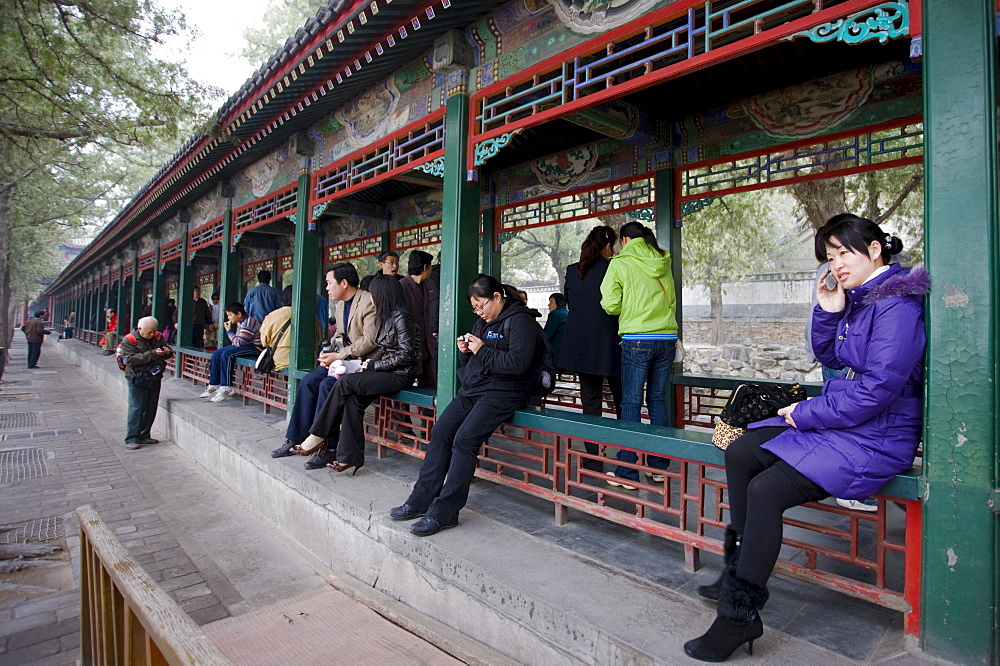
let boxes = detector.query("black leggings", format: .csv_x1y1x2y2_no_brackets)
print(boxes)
725,427,829,588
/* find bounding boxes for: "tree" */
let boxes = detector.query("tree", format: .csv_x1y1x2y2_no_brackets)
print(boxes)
682,190,794,345
0,0,213,363
239,0,330,67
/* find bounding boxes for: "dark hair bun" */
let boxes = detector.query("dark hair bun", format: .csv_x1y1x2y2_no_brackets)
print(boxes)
884,234,904,255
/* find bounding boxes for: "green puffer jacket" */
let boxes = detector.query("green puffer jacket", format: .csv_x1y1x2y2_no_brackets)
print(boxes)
600,238,678,337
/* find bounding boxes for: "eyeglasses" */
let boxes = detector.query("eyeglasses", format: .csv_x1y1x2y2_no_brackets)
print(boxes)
471,298,492,314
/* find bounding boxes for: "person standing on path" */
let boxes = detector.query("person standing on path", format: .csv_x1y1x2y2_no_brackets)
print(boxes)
191,285,212,348
120,316,173,450
21,310,52,368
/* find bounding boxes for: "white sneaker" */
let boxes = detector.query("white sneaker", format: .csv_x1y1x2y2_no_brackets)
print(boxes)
836,498,879,512
210,386,236,403
605,472,638,491
198,385,219,398
645,471,665,483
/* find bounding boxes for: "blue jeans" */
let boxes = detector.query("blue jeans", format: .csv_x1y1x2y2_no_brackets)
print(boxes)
208,345,260,386
616,339,675,480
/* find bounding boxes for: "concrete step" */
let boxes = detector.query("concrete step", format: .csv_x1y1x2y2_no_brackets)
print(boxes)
54,340,917,665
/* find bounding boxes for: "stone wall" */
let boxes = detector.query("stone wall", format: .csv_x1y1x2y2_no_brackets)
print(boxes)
681,318,822,383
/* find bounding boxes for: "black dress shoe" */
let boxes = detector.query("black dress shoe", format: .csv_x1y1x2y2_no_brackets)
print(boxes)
271,439,297,458
304,447,337,470
389,503,425,521
409,515,458,537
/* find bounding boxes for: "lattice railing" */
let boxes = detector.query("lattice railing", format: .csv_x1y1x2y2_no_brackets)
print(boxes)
159,239,183,268
324,237,383,264
188,216,225,252
138,252,156,273
234,362,288,414
368,394,920,626
195,271,218,287
497,175,654,242
390,221,442,251
232,184,297,240
110,268,121,284
123,264,134,278
312,111,446,204
472,0,887,144
681,118,924,201
278,254,294,272
242,258,275,281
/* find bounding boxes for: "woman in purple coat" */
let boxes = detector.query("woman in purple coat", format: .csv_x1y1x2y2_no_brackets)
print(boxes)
685,214,930,662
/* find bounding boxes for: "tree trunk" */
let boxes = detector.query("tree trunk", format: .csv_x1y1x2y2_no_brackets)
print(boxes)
791,180,848,229
708,281,723,346
0,185,12,378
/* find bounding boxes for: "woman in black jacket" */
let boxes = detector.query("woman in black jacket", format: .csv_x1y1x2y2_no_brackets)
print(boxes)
390,275,541,536
560,225,623,473
298,275,421,474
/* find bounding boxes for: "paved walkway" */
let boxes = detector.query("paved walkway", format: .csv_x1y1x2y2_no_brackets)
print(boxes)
0,335,464,665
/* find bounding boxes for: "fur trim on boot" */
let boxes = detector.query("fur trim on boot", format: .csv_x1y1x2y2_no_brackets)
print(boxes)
697,528,740,601
683,571,769,662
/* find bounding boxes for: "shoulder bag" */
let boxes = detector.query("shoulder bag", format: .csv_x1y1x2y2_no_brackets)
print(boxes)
711,382,808,449
255,318,293,374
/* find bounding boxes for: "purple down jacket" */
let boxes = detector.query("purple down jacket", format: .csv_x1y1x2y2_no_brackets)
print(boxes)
753,263,931,500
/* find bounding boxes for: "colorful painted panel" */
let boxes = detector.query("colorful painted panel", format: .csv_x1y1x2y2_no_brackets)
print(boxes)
312,111,445,204
232,144,299,209
311,68,440,171
387,190,444,228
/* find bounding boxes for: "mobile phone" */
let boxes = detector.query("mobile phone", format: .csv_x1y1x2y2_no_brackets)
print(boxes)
823,272,838,291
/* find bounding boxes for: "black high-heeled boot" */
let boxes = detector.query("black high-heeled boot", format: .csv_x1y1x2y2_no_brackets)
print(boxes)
697,527,740,601
684,571,769,662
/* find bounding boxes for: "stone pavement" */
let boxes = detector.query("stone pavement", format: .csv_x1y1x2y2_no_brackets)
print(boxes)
0,335,470,665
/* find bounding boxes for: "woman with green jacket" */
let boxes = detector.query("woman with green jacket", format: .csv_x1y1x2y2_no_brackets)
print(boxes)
600,221,678,487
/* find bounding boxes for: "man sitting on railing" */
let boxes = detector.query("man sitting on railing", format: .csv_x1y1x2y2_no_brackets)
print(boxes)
271,262,379,469
198,303,263,403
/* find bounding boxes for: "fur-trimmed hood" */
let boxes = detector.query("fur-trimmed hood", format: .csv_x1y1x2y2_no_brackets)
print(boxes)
858,263,931,307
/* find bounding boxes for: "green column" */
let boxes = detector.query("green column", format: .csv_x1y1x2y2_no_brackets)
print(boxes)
130,258,141,333
289,169,319,412
437,93,481,409
115,276,126,337
655,168,680,428
176,228,194,364
218,205,240,349
921,1,998,663
151,250,167,333
480,207,501,279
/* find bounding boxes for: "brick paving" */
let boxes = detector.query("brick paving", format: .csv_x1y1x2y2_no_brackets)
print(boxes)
0,339,231,663
1,335,473,665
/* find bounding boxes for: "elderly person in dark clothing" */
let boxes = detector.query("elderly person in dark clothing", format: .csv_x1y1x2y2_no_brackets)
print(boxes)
544,292,568,366
191,285,212,348
399,249,438,387
21,311,52,368
120,317,173,450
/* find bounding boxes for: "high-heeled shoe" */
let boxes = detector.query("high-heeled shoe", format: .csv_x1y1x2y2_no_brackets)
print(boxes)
290,434,325,455
327,461,363,476
684,615,762,661
684,571,768,662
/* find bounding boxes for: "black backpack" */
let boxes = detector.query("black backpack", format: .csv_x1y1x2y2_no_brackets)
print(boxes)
501,315,557,398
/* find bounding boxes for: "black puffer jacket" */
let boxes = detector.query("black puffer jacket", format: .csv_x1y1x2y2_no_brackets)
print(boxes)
367,310,422,376
457,299,539,398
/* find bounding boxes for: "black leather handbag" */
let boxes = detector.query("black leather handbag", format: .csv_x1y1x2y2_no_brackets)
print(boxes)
720,382,808,428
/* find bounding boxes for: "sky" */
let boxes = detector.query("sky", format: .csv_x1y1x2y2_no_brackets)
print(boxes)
157,0,276,103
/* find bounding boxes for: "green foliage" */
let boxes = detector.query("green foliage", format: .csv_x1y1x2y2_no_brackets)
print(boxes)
682,190,793,287
0,0,213,349
240,0,328,67
501,219,608,292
